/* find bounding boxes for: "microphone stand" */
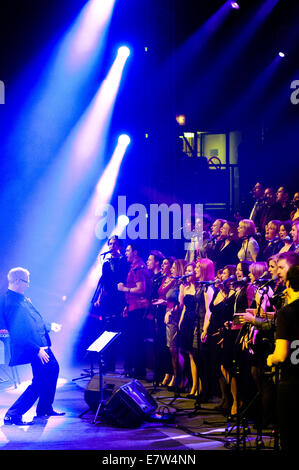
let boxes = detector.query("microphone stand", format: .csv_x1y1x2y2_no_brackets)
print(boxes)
224,285,250,450
225,283,277,450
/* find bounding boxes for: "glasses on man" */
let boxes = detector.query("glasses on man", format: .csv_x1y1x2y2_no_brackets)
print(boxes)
19,279,29,284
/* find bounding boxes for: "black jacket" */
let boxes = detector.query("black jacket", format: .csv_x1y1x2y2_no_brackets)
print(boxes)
0,289,51,366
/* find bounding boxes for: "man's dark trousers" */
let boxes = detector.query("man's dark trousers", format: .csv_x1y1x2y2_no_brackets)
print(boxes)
6,349,59,417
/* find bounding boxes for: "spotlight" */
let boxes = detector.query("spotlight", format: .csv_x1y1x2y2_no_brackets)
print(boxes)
176,114,186,125
231,2,240,9
117,214,130,226
117,46,131,59
118,134,131,146
278,52,285,58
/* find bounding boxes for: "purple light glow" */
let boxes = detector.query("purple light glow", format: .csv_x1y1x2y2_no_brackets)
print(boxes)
231,2,240,9
278,51,285,57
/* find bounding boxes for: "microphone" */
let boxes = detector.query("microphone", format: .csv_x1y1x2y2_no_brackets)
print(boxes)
170,274,192,280
240,234,251,241
221,275,236,284
269,236,281,244
253,271,271,284
197,279,219,286
100,250,112,257
281,235,291,242
259,275,278,289
233,277,248,285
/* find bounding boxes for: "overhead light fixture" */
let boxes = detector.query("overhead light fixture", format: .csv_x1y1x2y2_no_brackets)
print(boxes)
176,114,186,125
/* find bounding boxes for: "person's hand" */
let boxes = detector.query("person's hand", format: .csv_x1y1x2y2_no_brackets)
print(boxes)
201,331,207,343
117,283,125,292
38,347,50,364
152,299,166,306
239,312,255,324
122,306,128,318
51,322,62,333
267,354,273,367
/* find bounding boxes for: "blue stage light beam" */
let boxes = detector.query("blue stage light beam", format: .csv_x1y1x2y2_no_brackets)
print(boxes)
5,0,116,172
68,0,116,71
44,134,131,304
12,47,131,281
53,204,131,371
157,1,234,92
216,52,286,127
188,0,280,110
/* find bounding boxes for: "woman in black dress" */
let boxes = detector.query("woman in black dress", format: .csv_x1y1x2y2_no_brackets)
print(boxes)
220,261,254,416
153,257,176,386
163,259,186,389
215,221,240,271
190,258,215,402
178,262,197,392
209,264,236,409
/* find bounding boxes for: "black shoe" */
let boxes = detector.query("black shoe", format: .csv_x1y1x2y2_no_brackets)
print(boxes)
185,393,196,399
48,410,65,417
4,415,35,426
194,400,201,410
36,410,65,418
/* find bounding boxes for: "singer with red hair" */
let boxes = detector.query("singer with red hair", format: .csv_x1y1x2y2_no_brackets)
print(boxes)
189,258,215,403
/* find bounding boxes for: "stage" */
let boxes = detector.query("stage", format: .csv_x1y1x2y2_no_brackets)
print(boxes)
0,366,278,454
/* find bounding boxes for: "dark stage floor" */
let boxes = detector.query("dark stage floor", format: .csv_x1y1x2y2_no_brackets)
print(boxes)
0,364,280,457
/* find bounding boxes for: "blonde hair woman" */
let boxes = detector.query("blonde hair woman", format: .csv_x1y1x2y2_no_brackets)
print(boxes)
237,219,259,262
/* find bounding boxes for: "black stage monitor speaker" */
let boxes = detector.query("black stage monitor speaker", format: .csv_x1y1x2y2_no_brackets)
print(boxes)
105,380,158,427
84,374,132,411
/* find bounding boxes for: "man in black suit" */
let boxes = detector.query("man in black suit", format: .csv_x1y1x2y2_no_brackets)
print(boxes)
267,186,293,223
249,182,265,232
0,267,64,425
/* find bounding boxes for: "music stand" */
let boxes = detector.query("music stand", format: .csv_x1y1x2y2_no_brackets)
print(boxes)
86,330,121,424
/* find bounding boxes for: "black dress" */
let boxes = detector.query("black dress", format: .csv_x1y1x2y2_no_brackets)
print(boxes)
179,294,197,354
221,286,251,374
218,292,236,372
207,290,231,395
193,287,207,351
215,240,241,271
